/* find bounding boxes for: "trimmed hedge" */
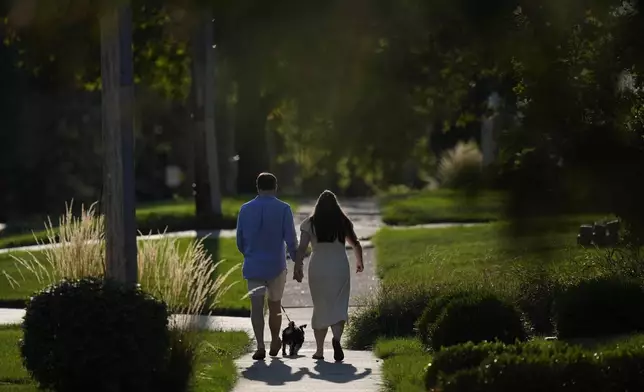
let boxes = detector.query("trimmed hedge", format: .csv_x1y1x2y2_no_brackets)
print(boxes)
346,283,433,350
416,291,471,348
553,276,644,339
21,277,170,392
426,339,644,392
428,293,529,351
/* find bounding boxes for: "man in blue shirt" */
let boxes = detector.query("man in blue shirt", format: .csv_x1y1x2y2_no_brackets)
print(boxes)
236,172,300,360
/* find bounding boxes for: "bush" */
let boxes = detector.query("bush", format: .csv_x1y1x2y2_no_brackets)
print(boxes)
427,338,644,392
434,342,605,392
21,277,170,392
514,266,562,335
416,291,471,347
601,346,644,392
425,341,509,389
429,293,529,351
426,340,572,390
346,283,433,350
437,140,483,190
553,276,644,339
153,329,198,392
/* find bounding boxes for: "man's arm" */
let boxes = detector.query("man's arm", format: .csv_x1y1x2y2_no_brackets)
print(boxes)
236,208,244,254
283,206,298,261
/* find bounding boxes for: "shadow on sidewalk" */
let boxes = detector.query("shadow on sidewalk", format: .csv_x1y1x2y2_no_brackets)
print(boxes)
240,357,372,385
308,360,372,383
241,358,307,386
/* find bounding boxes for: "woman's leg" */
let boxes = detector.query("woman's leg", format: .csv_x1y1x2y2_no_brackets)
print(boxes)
313,327,327,358
331,321,345,362
330,321,345,341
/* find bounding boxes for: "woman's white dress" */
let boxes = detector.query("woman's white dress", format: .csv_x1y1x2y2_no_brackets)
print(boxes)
300,217,350,330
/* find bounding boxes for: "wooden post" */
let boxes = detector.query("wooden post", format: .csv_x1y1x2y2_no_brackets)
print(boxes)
100,1,138,286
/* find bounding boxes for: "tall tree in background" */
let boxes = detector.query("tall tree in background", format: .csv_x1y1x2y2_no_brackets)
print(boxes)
189,6,222,218
99,0,137,286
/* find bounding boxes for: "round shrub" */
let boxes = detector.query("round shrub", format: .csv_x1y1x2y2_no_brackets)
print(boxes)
416,291,471,347
429,293,529,351
21,277,170,392
346,283,433,350
553,276,644,339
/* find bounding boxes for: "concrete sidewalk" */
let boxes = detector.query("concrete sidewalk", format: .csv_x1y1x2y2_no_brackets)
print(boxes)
228,307,382,392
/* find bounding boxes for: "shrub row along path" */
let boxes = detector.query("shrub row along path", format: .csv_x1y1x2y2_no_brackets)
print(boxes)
0,198,482,391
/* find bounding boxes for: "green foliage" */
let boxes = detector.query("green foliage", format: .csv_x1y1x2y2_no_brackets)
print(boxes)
154,330,198,392
429,292,529,351
553,276,644,339
346,283,433,350
375,338,432,392
0,325,251,392
425,341,509,389
21,277,169,392
416,291,471,348
426,340,573,390
514,265,562,335
379,190,504,226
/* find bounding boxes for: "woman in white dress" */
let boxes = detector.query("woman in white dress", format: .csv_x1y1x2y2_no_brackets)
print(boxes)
293,190,364,361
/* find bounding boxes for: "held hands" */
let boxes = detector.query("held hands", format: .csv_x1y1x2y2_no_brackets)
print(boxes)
293,263,304,283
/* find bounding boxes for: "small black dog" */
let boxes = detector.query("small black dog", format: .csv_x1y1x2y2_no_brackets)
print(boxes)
282,321,306,357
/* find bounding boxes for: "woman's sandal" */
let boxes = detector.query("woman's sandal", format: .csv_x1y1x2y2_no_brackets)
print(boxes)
332,338,344,362
312,353,324,360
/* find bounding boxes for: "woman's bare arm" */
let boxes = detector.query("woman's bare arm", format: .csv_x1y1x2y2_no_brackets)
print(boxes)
295,231,311,264
345,224,364,273
293,231,310,282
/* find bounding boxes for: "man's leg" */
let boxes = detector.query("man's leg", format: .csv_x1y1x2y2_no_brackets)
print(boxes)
266,270,287,356
267,299,282,356
247,281,267,360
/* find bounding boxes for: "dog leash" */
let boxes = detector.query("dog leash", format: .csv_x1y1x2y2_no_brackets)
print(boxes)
280,305,293,324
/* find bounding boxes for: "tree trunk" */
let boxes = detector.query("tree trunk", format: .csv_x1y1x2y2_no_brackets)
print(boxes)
191,10,222,217
235,75,272,193
100,2,137,286
224,80,238,195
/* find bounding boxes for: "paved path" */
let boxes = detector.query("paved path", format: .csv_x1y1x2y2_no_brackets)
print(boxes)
234,200,384,391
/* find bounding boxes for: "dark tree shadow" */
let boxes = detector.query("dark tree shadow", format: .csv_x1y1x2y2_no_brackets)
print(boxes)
306,360,373,383
240,358,308,386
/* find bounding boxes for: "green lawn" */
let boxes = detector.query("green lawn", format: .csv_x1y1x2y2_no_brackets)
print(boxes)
0,196,299,250
373,216,614,290
0,325,250,392
0,237,250,314
374,338,432,392
379,189,505,226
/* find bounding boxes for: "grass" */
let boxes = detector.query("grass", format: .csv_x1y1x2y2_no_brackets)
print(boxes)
0,325,250,392
374,338,432,392
0,237,250,314
373,216,615,289
346,215,616,349
0,196,299,250
379,189,504,226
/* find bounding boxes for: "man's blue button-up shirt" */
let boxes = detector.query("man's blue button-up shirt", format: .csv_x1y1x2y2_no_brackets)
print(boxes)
236,195,298,281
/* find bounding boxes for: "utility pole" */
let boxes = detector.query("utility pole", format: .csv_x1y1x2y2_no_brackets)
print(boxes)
100,1,138,286
191,10,222,218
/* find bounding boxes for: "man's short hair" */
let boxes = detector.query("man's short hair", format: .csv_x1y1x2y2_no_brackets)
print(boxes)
256,172,277,191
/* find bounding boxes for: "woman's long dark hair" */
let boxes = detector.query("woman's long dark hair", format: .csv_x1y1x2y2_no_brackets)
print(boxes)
310,190,357,244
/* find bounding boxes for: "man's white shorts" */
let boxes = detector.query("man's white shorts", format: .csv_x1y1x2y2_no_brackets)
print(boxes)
246,269,287,302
